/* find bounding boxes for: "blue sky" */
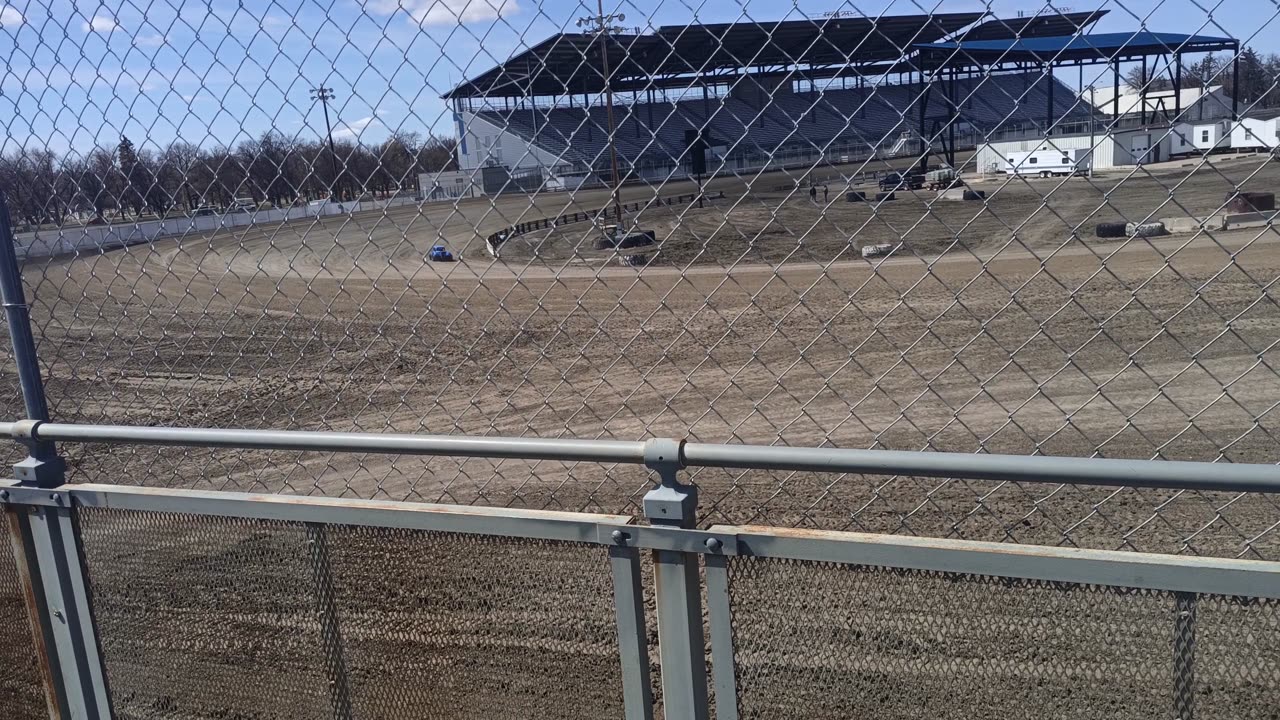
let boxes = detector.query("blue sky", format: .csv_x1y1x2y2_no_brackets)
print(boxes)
1,0,1277,157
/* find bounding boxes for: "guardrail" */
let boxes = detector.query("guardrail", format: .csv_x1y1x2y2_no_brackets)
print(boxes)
484,191,726,256
1,421,1279,719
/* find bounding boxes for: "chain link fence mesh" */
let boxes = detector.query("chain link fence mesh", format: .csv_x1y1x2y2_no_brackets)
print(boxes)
2,2,1280,556
724,555,1280,720
76,506,625,719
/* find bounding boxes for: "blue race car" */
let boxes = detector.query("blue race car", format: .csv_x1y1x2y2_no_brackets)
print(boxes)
428,245,454,262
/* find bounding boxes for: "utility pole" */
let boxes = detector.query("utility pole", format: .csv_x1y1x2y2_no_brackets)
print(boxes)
310,86,340,201
578,3,626,232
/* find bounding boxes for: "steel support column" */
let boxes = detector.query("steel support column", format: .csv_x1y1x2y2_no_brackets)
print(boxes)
0,188,64,487
705,553,738,720
1046,63,1055,130
642,438,709,720
1232,52,1240,120
1175,53,1183,118
1141,55,1148,125
1114,61,1121,120
610,543,655,720
19,504,112,718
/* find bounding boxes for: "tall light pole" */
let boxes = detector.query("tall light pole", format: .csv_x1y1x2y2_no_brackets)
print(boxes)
310,86,340,200
578,4,626,231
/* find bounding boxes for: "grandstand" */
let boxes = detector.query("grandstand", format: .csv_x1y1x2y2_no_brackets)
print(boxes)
465,72,1082,180
443,11,1239,187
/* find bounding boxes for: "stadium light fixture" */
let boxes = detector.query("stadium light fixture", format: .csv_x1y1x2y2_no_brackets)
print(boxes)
579,2,627,233
309,86,341,201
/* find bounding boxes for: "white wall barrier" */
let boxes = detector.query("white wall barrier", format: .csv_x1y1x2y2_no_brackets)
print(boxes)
11,195,426,261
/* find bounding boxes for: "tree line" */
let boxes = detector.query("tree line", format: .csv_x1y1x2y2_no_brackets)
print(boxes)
1124,46,1280,108
1,130,458,229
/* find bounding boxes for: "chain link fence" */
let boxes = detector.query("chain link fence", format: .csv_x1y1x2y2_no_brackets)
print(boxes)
76,505,627,719
3,1,1280,557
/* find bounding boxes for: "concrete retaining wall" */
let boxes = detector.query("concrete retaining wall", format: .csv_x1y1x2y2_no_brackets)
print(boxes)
13,196,423,261
1161,210,1279,233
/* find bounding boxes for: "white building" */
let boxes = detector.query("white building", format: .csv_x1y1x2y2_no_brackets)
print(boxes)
455,111,564,172
1083,84,1231,122
1232,114,1280,150
1170,120,1231,155
977,128,1174,174
418,170,483,200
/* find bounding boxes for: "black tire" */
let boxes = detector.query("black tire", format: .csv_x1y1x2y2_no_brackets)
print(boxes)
1095,222,1127,238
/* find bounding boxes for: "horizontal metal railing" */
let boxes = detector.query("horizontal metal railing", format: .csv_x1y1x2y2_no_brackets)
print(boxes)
4,420,1280,493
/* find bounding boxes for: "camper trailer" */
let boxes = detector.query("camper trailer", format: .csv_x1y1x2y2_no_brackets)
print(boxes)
1005,149,1091,177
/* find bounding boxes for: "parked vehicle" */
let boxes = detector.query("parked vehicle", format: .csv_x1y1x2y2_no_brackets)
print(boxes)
1005,149,1090,178
879,171,924,191
925,168,958,190
229,197,257,212
428,245,454,262
192,205,217,217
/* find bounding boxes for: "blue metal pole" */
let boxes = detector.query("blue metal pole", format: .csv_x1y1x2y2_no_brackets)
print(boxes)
0,187,63,486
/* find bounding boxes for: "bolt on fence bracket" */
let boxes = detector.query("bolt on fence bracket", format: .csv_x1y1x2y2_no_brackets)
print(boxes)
599,523,739,555
11,455,65,489
9,420,64,488
0,484,70,508
642,438,696,528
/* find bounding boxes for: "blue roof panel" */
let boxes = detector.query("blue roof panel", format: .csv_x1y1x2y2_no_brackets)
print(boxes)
916,31,1237,63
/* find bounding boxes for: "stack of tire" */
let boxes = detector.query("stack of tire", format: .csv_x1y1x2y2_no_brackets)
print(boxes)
1095,222,1127,238
1095,221,1168,238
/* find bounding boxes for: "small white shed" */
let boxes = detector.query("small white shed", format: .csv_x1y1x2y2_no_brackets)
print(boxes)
1170,120,1231,155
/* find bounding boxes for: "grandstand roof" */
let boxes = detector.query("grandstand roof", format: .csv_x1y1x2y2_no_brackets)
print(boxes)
645,13,982,75
957,10,1108,41
444,12,984,98
916,31,1238,67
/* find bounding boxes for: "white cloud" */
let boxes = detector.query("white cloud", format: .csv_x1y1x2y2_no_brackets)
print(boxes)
82,14,119,34
331,115,380,139
0,6,23,28
135,33,167,48
369,0,518,26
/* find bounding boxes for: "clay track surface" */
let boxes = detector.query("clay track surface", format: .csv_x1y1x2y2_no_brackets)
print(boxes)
12,156,1280,558
5,155,1280,717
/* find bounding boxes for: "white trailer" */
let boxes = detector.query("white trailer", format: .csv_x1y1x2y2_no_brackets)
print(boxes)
1005,148,1091,177
1231,116,1280,151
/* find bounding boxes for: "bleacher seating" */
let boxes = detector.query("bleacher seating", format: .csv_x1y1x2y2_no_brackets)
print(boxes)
476,71,1087,172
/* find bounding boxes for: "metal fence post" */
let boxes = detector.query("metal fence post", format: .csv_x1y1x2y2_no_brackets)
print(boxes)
643,438,710,720
609,542,655,720
704,553,738,720
1174,591,1197,720
18,499,113,718
0,188,64,486
5,506,62,720
2,189,105,717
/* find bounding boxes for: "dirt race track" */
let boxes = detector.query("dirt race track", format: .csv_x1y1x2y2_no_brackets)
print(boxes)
6,156,1280,720
11,155,1280,559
